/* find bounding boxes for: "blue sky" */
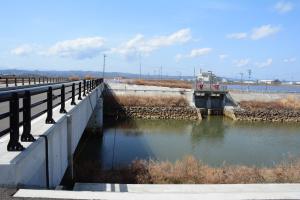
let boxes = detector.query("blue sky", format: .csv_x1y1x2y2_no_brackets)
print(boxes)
0,0,299,80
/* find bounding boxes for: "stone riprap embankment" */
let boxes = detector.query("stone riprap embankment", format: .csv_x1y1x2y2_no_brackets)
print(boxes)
107,106,201,120
227,91,300,122
233,108,300,122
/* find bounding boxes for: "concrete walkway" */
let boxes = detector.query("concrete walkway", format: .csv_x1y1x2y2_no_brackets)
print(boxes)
14,183,300,199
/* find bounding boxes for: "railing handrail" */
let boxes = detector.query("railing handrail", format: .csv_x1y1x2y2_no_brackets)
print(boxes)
0,78,103,151
0,80,83,100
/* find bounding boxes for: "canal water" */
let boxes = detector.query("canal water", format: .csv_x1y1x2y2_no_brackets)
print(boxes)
75,117,300,171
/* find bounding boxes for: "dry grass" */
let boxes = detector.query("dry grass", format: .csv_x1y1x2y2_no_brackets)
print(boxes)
127,79,192,89
84,75,95,80
240,95,300,110
114,95,189,107
74,155,300,184
68,76,80,81
131,156,300,184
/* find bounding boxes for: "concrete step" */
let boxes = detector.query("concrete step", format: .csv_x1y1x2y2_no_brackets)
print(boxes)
14,183,300,200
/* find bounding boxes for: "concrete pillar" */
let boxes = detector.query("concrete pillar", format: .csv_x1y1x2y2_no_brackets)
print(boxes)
206,94,212,115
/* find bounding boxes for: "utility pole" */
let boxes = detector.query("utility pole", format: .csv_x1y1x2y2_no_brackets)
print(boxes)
102,54,106,79
208,70,212,91
247,69,252,91
139,54,142,80
239,72,244,84
177,71,182,80
194,67,196,80
160,66,163,80
239,72,244,90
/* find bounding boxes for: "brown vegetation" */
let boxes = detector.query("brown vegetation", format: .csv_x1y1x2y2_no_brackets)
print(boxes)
74,156,300,184
84,75,95,80
112,95,189,107
131,156,300,184
240,95,300,110
127,79,192,89
68,76,80,81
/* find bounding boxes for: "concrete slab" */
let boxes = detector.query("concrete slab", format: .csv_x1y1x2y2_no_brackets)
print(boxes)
14,184,300,200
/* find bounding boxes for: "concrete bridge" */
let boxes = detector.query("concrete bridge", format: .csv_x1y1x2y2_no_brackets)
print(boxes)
0,79,104,188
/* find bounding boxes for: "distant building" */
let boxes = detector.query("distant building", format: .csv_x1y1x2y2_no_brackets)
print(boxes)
259,79,281,85
197,71,218,84
259,80,274,85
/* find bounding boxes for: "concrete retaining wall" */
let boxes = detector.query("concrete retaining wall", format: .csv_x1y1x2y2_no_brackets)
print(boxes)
0,84,104,188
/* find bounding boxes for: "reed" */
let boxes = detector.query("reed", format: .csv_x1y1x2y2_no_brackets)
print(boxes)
114,95,189,107
127,79,192,89
240,95,300,110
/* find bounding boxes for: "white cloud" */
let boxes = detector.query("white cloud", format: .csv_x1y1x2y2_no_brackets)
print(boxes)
227,25,281,41
219,54,229,60
11,45,33,56
233,58,250,67
250,25,281,40
176,48,212,61
226,32,247,40
274,1,293,14
189,48,212,57
283,57,296,63
112,28,191,58
44,37,106,59
256,58,273,68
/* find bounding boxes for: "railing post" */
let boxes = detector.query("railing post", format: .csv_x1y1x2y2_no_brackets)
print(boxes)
78,82,82,100
60,84,67,113
29,78,31,85
6,78,8,87
7,92,24,151
43,77,45,83
89,80,92,92
45,87,55,124
22,78,24,86
34,77,36,84
71,83,76,105
83,80,86,96
14,78,17,86
21,90,35,142
47,78,49,83
86,80,89,94
39,77,41,84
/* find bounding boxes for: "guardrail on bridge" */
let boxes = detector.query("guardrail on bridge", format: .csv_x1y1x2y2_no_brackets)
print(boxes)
0,76,68,88
0,78,103,152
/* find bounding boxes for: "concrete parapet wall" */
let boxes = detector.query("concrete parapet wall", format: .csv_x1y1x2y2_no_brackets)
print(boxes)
0,84,104,188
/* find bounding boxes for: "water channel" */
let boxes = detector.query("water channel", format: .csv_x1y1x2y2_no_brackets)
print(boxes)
74,117,300,172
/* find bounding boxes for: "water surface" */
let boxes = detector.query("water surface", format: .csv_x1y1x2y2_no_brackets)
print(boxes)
89,117,300,169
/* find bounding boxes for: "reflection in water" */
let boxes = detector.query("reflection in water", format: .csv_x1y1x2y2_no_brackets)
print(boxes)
77,117,300,171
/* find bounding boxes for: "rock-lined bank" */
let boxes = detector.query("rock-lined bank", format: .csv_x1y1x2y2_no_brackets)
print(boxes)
234,108,300,122
106,106,201,120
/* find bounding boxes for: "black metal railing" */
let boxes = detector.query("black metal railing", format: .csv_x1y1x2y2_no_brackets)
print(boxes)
0,78,103,151
0,76,68,88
